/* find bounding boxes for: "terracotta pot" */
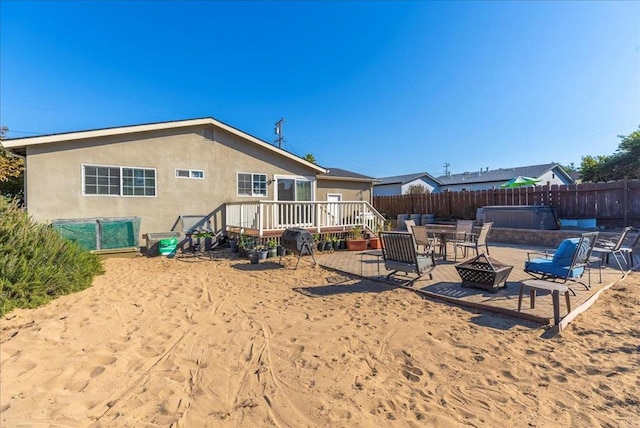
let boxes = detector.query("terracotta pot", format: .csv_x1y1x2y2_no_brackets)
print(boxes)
346,239,368,251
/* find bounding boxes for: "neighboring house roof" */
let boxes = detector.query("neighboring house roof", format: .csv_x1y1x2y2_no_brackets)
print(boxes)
2,117,326,174
436,163,573,185
319,167,378,183
376,172,441,186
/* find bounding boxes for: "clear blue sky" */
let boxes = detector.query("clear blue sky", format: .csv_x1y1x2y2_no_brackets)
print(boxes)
1,1,638,178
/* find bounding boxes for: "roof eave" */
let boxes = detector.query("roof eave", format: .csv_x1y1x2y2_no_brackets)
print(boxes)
2,117,326,174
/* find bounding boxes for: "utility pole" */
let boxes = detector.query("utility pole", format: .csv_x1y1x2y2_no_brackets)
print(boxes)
443,162,450,176
274,118,285,149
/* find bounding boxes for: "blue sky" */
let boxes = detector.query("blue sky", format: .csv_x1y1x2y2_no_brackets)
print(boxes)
1,1,638,178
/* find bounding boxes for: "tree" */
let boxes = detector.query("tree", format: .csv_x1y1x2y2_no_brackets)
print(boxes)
0,127,25,201
303,153,316,164
405,184,429,194
580,128,640,182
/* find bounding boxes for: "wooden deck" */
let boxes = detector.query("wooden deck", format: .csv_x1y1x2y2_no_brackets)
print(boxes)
314,242,627,331
226,226,358,239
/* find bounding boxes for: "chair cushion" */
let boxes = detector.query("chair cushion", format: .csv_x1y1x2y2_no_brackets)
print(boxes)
525,258,584,279
552,238,580,266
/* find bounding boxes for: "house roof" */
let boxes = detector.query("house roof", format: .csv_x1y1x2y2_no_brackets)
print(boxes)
436,163,572,185
319,167,378,183
2,117,326,174
376,172,441,186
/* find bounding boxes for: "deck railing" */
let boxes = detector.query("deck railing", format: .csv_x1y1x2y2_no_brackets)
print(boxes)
225,201,385,236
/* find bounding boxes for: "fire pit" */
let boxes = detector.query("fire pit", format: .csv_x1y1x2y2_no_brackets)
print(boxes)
280,228,316,269
455,254,512,293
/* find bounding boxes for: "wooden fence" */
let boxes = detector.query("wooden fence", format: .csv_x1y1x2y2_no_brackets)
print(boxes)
373,178,640,228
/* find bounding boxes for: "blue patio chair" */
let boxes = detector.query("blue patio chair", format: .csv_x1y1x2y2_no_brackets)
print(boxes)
524,231,598,291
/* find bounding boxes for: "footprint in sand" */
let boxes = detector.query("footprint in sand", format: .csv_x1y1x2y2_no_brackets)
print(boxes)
401,359,424,383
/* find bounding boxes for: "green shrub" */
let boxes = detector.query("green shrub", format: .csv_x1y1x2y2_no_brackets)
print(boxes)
0,198,104,316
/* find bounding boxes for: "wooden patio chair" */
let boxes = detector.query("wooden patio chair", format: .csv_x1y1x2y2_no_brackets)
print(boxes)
379,232,436,286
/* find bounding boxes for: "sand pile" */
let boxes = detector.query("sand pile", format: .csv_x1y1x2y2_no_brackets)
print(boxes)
1,253,638,427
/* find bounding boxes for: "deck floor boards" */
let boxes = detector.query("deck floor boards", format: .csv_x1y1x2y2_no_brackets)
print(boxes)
314,242,625,326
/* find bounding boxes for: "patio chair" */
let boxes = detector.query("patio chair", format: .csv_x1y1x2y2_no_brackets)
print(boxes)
453,222,492,261
451,220,474,245
618,228,640,271
592,226,634,275
410,225,440,253
403,219,415,232
524,231,598,291
379,231,436,286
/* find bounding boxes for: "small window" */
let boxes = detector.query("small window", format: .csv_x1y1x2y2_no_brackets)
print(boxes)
238,173,267,197
176,169,205,179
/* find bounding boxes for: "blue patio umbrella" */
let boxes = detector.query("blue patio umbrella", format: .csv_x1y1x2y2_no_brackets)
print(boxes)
500,176,541,188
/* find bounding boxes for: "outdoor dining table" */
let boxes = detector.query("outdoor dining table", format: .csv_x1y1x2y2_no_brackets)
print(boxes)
423,226,463,261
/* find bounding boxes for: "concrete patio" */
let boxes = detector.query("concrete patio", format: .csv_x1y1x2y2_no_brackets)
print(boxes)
313,242,627,331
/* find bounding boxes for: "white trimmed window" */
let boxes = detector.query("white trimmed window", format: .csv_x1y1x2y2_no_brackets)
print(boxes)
237,173,267,197
176,169,205,179
83,164,156,197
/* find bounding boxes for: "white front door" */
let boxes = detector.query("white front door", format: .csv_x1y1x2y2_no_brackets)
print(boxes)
327,194,342,226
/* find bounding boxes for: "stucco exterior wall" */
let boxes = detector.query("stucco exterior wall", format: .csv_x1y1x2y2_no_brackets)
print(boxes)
316,180,371,202
24,125,319,236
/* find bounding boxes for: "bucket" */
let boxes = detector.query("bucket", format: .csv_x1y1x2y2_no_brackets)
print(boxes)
422,214,435,224
410,214,422,226
397,214,410,230
159,237,179,255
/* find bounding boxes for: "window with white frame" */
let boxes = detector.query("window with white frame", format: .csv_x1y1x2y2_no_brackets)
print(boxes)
176,169,204,179
83,164,156,196
237,173,267,197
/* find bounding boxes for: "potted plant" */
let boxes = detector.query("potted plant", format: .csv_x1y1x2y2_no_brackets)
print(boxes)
324,238,333,251
368,224,383,249
258,246,268,260
346,226,368,251
248,249,260,264
267,239,278,258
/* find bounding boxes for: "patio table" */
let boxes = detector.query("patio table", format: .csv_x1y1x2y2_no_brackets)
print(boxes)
423,226,459,261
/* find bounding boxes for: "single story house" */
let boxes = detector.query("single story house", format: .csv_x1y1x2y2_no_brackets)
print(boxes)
374,163,575,195
436,163,575,192
3,117,382,244
373,172,440,196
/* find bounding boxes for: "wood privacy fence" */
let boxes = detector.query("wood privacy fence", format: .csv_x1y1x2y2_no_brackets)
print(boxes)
373,178,640,228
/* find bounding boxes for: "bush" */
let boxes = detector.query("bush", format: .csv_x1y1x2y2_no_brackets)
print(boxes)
0,198,104,316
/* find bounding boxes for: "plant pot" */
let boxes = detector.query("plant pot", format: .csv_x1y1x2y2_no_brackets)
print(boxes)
248,250,260,264
238,247,247,258
229,239,239,253
346,239,368,251
258,250,268,260
339,239,347,250
324,241,333,251
318,242,325,251
368,237,382,249
277,245,286,257
267,248,277,258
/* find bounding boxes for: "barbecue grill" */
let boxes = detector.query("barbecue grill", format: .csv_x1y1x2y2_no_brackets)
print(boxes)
280,227,316,269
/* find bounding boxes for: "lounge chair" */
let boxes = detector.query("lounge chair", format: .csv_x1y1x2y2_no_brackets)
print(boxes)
379,232,436,286
592,226,634,276
524,231,598,290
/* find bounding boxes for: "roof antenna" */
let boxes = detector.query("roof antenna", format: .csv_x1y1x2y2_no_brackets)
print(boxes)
443,162,450,176
274,118,285,148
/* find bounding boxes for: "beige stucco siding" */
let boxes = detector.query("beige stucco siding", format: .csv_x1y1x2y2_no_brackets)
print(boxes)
25,125,318,236
316,179,372,202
